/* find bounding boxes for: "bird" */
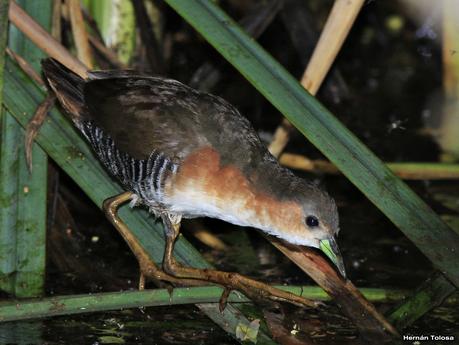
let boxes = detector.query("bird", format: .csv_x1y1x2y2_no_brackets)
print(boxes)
42,58,345,308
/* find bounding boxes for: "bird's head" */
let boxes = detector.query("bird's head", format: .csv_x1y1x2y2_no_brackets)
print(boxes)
298,187,346,278
264,178,346,279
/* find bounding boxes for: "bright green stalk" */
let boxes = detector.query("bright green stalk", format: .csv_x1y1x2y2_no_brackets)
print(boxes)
0,285,409,323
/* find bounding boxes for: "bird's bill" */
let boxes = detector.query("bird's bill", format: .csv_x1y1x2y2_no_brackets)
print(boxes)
319,238,346,279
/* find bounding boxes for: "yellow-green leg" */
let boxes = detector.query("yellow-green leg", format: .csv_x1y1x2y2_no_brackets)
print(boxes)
102,192,202,288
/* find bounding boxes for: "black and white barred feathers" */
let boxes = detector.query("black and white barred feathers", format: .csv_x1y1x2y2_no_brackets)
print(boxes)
81,120,178,206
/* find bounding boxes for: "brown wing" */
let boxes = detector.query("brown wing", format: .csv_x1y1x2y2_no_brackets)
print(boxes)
83,73,268,171
83,74,210,161
43,58,268,170
44,59,295,203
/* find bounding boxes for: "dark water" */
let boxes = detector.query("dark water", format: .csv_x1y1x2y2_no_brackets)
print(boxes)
2,0,459,344
0,307,235,345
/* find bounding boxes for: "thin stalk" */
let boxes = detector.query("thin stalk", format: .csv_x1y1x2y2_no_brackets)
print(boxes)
67,0,93,68
51,0,61,41
8,0,88,77
0,285,410,323
280,153,459,180
300,0,364,94
268,0,365,157
440,0,459,159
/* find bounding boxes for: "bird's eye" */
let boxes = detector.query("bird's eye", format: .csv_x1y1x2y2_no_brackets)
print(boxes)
306,216,319,228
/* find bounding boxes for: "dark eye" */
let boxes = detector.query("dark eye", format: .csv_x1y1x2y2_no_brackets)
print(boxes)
306,216,319,228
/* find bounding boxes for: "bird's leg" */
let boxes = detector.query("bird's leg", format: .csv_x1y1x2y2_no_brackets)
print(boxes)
102,192,202,289
161,214,321,309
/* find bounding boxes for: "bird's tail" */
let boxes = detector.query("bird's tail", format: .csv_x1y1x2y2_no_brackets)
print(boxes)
41,58,86,123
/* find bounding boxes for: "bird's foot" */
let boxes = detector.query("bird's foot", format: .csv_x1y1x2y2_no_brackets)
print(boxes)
165,260,321,309
103,192,207,290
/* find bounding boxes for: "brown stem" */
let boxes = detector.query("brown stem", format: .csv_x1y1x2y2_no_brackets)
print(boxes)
270,238,399,338
8,0,88,77
67,0,93,68
268,0,365,157
280,152,459,180
51,0,61,41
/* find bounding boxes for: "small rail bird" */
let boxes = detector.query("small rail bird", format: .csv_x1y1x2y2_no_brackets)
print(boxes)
42,58,345,308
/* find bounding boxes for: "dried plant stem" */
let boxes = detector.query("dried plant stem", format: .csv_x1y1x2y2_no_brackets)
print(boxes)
280,153,459,180
186,220,228,251
268,0,365,157
8,0,88,77
440,0,459,159
67,0,93,68
300,0,364,93
270,239,399,337
268,119,293,158
51,0,61,41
